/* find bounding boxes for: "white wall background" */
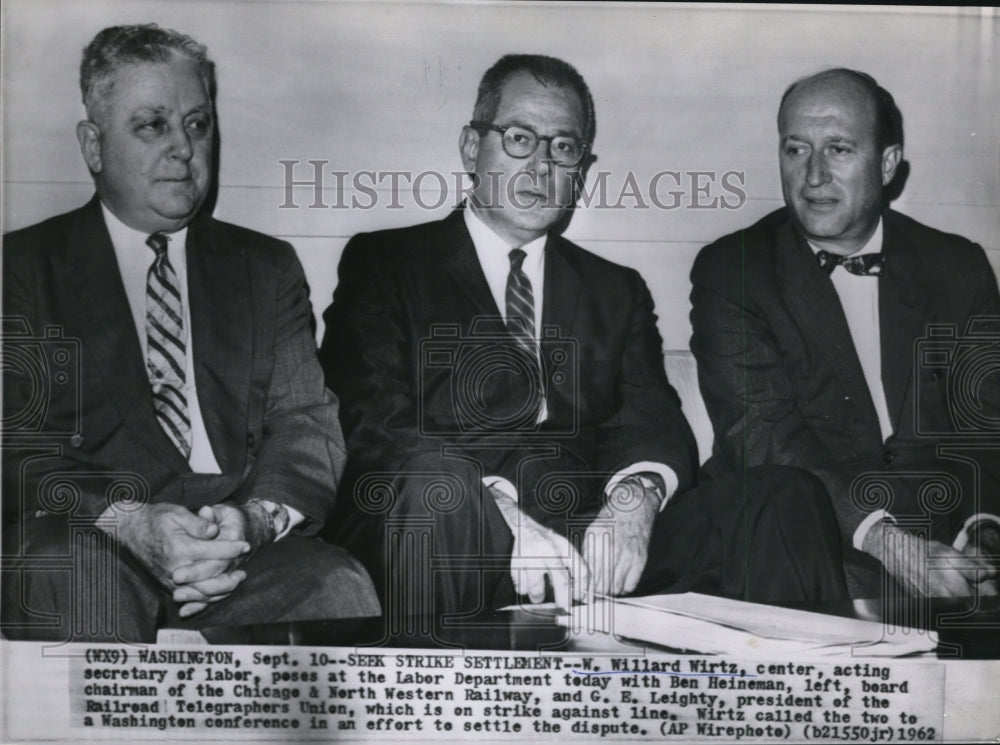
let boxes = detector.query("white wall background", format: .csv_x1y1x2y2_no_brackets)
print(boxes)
3,1,998,349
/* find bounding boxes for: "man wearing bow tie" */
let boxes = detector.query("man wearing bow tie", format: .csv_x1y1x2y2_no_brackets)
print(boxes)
1,24,378,642
691,68,1000,598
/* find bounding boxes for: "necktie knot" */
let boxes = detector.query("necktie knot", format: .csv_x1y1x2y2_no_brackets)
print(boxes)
146,233,169,258
509,247,527,271
816,249,885,276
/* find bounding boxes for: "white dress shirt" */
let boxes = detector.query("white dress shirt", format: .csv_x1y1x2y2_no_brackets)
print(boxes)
809,220,994,551
463,207,678,507
810,220,893,443
102,204,222,474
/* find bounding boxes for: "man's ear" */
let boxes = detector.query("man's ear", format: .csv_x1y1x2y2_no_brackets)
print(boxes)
881,144,902,186
571,151,597,198
459,126,480,173
77,120,103,174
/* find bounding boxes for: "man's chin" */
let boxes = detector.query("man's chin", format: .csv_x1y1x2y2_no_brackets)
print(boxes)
155,196,206,223
511,204,571,231
792,212,847,242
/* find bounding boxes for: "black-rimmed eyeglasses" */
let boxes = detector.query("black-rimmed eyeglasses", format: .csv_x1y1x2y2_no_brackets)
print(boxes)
468,121,589,168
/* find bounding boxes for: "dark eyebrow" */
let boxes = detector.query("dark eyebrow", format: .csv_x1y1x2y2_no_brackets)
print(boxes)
128,106,168,122
501,118,582,139
128,104,211,123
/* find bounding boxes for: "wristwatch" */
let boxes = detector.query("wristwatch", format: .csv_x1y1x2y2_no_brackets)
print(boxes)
243,498,290,544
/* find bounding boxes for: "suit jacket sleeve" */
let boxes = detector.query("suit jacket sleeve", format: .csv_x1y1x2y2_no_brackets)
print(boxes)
2,224,126,521
595,269,697,493
235,241,347,534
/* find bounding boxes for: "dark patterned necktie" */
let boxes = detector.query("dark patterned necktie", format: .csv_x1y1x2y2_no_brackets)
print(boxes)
145,233,191,458
816,249,886,276
505,248,543,418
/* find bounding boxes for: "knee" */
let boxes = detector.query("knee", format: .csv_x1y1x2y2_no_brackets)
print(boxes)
751,465,832,513
349,454,479,522
305,545,381,617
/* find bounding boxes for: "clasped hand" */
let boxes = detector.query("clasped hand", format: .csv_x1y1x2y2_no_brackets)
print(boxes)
111,502,259,618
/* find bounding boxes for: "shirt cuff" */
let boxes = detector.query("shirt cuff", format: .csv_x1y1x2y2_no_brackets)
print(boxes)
852,509,896,552
482,476,518,502
272,503,304,541
952,512,1000,552
605,462,678,511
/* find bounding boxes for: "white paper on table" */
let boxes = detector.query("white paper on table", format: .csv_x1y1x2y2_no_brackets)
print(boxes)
575,593,937,658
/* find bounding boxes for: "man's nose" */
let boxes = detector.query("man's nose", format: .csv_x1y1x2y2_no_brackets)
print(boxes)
528,138,554,173
168,125,194,161
805,151,829,186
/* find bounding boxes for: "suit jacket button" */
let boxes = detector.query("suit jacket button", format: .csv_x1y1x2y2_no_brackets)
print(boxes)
247,433,255,449
70,434,84,448
882,450,894,465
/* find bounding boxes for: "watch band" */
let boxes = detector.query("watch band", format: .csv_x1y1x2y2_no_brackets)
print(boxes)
243,499,290,544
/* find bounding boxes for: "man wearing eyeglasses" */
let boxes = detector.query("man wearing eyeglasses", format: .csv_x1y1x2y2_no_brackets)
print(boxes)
320,54,847,619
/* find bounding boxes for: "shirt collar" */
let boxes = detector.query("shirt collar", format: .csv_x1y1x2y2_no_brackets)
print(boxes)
100,202,189,257
807,217,883,258
463,205,547,266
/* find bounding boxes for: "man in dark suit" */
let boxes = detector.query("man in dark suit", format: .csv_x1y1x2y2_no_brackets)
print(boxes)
1,24,378,642
691,68,1000,598
321,54,847,620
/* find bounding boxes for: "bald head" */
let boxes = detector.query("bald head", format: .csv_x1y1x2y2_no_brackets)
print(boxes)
777,68,904,255
779,68,902,151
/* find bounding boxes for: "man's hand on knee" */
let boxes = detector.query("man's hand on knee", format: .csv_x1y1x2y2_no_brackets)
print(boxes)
863,521,997,597
171,501,284,617
104,502,250,592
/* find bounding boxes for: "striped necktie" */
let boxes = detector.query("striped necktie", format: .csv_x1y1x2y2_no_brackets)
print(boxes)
506,248,543,418
145,233,191,459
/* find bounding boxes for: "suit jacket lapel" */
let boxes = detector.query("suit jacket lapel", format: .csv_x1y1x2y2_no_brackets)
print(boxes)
541,235,581,338
186,216,251,475
775,219,881,432
879,212,929,437
441,210,506,324
54,198,190,471
541,236,581,418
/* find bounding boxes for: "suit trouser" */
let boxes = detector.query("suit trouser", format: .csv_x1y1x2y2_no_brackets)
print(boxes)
342,464,848,622
1,513,380,643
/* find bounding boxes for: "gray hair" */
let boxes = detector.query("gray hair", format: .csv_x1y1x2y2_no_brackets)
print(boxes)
80,24,215,123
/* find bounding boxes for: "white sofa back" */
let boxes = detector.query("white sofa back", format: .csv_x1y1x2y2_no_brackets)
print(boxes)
663,351,713,466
